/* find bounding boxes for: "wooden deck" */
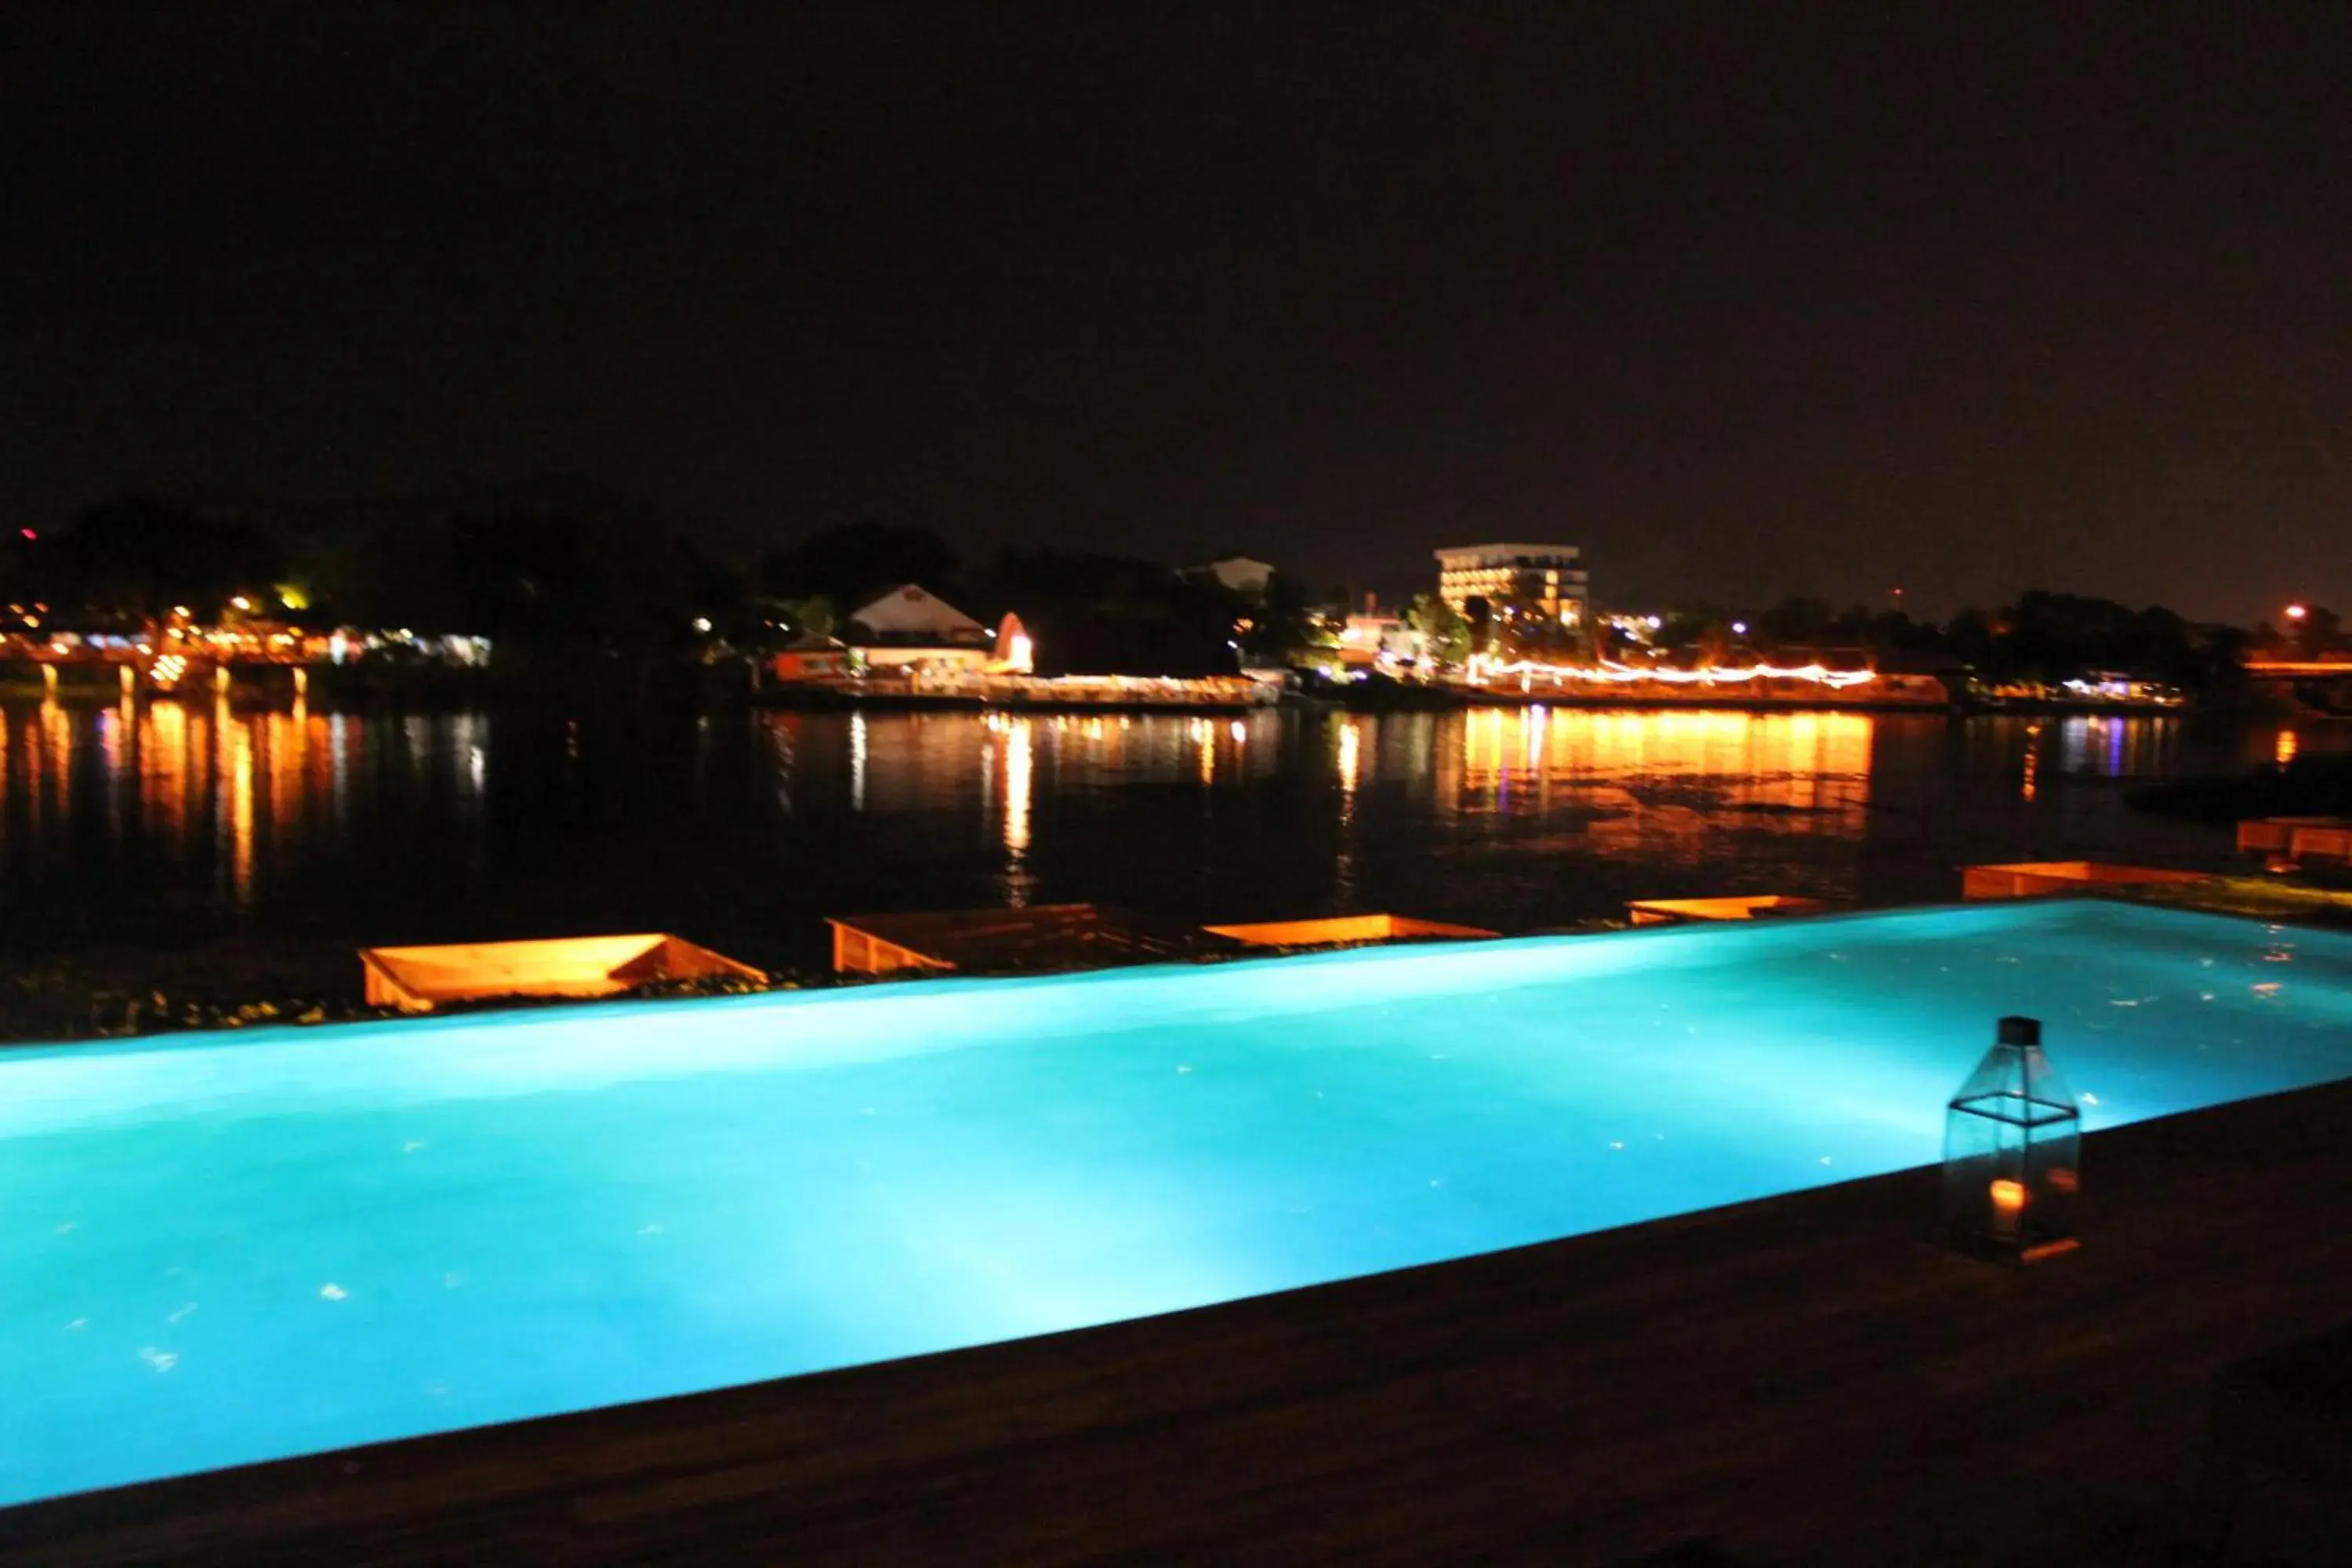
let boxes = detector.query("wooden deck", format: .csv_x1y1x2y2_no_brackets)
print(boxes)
7,1083,2351,1566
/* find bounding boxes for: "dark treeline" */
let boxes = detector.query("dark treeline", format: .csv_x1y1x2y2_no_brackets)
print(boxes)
1653,592,2266,694
5,498,2337,693
9,498,289,624
749,523,1272,675
1439,588,2288,698
6,498,729,650
2,503,1278,678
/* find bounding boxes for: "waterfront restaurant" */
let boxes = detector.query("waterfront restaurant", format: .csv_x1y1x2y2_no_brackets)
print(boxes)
841,583,994,676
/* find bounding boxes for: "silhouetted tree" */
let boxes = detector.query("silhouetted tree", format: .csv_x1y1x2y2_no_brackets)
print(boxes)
344,511,729,652
1405,593,1472,666
2291,605,2344,658
1461,594,1494,655
773,595,837,640
0,529,38,604
1657,601,1733,663
967,547,1236,676
1943,608,1998,667
45,497,285,623
1237,572,1338,666
760,522,961,613
1951,590,2238,690
1757,595,1838,648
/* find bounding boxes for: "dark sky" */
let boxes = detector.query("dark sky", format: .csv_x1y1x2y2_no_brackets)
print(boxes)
7,5,2348,620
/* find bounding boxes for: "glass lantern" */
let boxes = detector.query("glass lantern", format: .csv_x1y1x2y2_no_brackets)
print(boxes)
1942,1016,2082,1261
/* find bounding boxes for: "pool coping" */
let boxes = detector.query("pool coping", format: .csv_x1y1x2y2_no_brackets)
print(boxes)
0,893,2310,1064
5,1076,2350,1565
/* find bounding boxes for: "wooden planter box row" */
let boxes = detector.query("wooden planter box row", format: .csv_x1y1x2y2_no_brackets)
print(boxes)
2237,817,2352,860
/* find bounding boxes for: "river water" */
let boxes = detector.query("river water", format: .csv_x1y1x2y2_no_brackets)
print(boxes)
0,699,2336,1012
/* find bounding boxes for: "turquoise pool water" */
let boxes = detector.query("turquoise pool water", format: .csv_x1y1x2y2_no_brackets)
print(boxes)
5,900,2352,1507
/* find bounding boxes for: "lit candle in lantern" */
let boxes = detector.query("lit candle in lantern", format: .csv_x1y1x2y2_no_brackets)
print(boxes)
1988,1178,2027,1239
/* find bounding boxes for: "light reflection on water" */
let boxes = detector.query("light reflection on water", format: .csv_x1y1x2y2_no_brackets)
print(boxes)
0,701,2338,977
1001,714,1033,906
1445,707,1877,851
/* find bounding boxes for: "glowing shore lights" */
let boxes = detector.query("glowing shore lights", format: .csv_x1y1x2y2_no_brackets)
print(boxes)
1465,655,1878,689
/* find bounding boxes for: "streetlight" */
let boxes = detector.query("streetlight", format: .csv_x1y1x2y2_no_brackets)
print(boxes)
2285,604,2309,622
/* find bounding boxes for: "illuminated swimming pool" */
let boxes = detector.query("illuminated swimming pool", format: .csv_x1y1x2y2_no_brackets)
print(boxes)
6,900,2351,1506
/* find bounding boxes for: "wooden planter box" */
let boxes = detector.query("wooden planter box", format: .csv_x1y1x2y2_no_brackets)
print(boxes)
360,935,764,1011
1201,914,1498,949
2237,817,2351,855
1960,862,2212,901
2288,823,2352,862
828,906,1218,977
1624,895,1832,926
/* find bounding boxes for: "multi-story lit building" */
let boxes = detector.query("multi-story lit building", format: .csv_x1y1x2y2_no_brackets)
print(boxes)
1432,543,1588,629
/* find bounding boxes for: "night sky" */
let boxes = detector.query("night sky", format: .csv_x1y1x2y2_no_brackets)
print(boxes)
7,5,2348,621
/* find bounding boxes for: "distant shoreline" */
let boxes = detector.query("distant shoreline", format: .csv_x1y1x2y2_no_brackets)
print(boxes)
752,688,1272,715
1439,689,1950,714
0,664,2225,720
0,687,2206,719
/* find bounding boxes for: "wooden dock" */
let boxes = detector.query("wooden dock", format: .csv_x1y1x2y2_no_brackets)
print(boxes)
6,1083,2351,1565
